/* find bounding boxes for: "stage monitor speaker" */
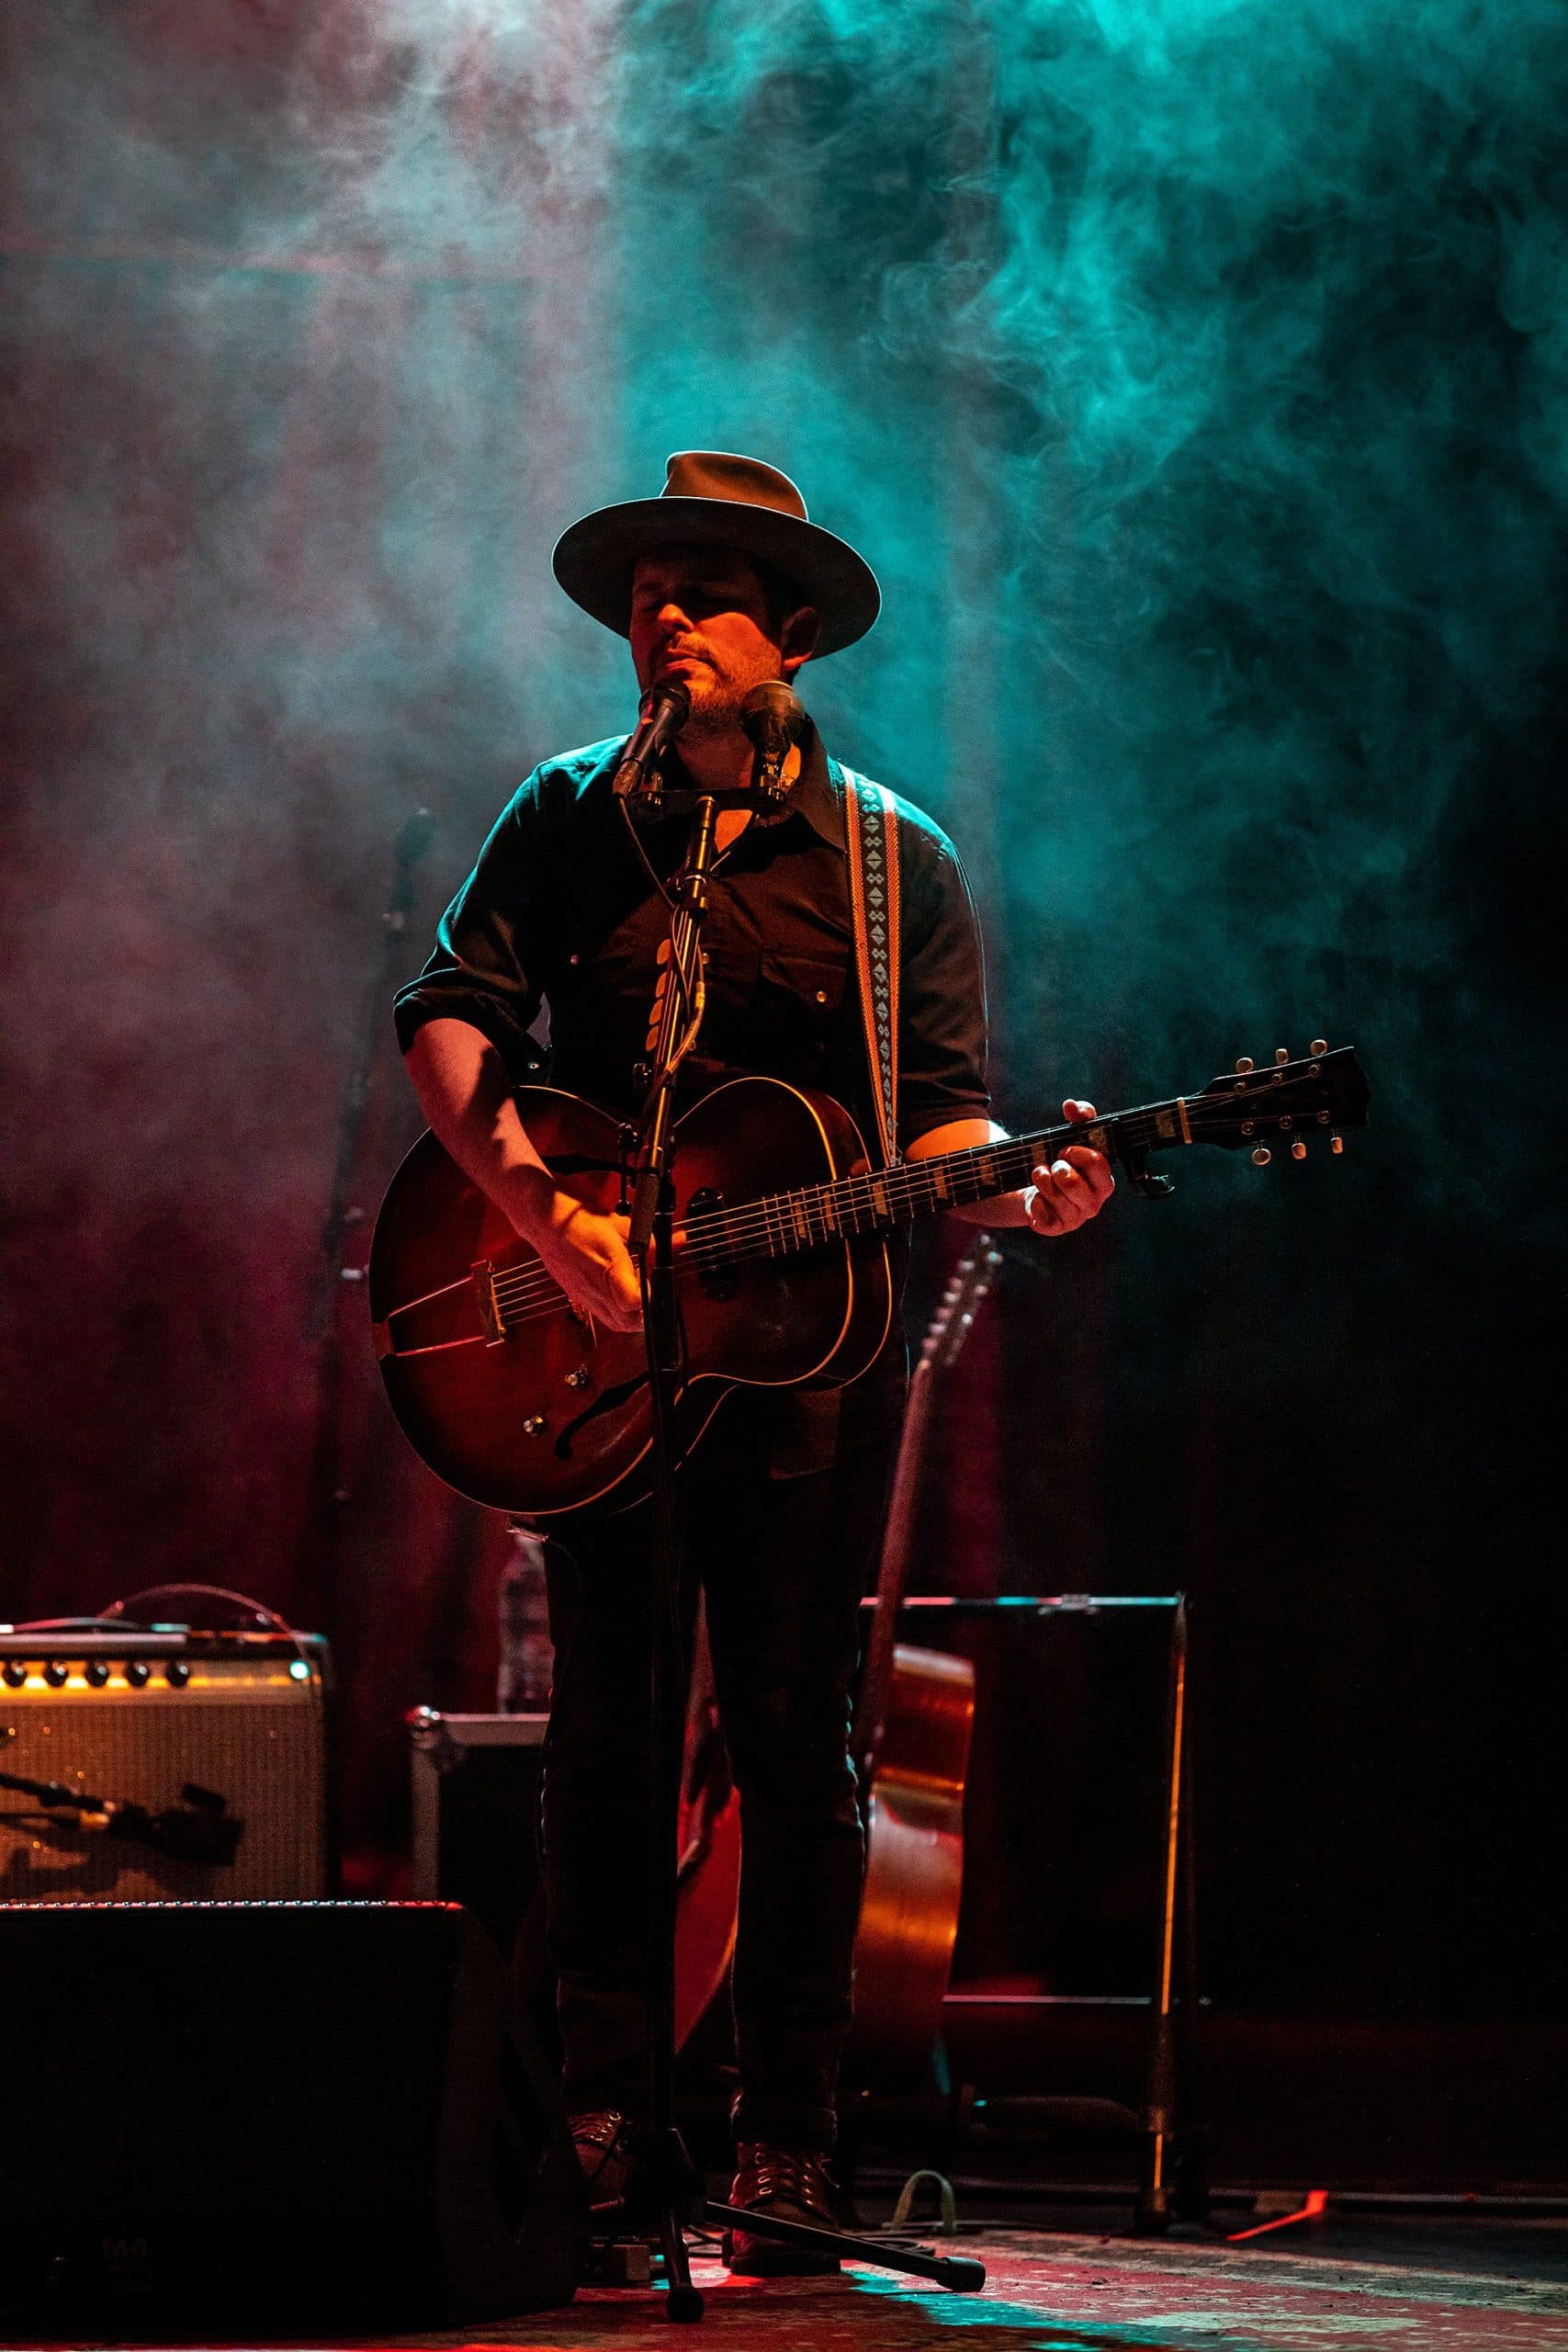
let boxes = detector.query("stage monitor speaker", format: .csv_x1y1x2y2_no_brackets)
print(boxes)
0,1900,583,2332
0,1630,328,1899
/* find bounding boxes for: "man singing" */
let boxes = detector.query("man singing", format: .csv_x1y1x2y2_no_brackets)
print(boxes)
394,451,1113,2268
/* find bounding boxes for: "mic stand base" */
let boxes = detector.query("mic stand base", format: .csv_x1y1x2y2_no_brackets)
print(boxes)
703,2201,986,2293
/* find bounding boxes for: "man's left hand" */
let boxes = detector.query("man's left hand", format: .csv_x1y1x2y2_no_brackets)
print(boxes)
1025,1100,1115,1238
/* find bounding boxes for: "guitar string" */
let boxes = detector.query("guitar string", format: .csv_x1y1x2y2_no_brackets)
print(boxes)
403,1087,1321,1338
476,1086,1314,1317
481,1107,1176,1311
483,1168,1066,1333
479,1105,1203,1317
481,1133,1116,1324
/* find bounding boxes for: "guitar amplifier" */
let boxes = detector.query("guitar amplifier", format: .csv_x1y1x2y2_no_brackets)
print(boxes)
0,1629,329,1900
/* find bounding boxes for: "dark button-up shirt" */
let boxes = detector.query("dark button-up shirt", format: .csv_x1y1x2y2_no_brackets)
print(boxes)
394,723,991,1159
394,723,993,1475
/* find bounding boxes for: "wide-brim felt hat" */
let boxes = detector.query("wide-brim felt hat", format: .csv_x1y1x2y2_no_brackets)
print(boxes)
552,450,881,658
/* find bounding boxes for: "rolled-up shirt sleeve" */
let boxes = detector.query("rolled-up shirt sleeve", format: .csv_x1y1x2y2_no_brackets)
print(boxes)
393,781,543,1071
896,828,993,1148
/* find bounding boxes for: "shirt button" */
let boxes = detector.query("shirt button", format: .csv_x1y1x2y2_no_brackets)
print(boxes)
815,989,828,1004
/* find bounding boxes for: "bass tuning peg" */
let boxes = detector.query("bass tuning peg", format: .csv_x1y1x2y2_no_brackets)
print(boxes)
1251,1146,1272,1166
1291,1140,1307,1160
1235,1056,1255,1074
1330,1132,1345,1156
1310,1038,1327,1057
1274,1047,1290,1066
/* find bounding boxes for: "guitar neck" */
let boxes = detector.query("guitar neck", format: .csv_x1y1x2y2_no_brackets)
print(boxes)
712,1099,1188,1261
678,1046,1368,1272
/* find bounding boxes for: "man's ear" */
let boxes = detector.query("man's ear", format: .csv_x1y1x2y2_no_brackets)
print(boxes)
780,605,820,677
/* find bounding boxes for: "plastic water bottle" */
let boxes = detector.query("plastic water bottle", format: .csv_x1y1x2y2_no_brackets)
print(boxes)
498,1527,554,1713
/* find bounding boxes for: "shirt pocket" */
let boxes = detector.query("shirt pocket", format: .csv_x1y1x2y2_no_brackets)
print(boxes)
758,946,849,1017
744,947,852,1090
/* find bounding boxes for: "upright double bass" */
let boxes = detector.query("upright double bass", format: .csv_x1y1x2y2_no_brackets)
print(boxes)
670,1245,998,2077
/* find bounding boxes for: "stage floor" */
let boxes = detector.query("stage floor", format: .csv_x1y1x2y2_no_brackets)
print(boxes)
374,2214,1568,2352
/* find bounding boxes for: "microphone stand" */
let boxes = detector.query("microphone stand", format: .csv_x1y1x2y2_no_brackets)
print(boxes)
622,778,718,2323
620,760,986,2319
298,808,434,1637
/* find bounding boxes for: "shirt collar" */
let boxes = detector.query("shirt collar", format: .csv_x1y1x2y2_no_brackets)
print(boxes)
786,720,847,851
651,717,846,853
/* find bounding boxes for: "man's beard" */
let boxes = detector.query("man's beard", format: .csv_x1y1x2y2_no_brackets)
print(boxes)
677,662,772,736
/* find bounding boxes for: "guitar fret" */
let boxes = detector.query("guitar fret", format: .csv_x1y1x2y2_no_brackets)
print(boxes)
737,1097,1194,1264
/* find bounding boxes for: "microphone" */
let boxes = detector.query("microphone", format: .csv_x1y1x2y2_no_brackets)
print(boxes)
389,807,436,920
739,679,806,806
613,676,692,801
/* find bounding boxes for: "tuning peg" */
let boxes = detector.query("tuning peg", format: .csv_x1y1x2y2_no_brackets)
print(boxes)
1274,1047,1290,1066
1235,1056,1255,1074
1310,1038,1327,1057
1330,1132,1345,1156
1291,1140,1307,1160
1251,1146,1272,1166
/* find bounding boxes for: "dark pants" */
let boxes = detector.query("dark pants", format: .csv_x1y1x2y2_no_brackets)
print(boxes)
539,1381,897,2153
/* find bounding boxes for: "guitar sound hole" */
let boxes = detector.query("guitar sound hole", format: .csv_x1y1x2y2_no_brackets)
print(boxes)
687,1186,735,1300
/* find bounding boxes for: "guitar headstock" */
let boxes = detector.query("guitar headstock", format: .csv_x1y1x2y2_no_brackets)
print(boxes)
1189,1041,1370,1165
921,1238,1003,1371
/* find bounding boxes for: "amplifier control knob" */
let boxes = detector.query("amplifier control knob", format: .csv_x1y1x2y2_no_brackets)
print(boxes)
165,1660,191,1688
85,1659,110,1687
126,1660,151,1688
2,1661,26,1688
43,1661,69,1688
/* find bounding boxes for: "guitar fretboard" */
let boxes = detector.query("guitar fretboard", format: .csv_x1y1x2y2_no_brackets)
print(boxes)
686,1099,1191,1268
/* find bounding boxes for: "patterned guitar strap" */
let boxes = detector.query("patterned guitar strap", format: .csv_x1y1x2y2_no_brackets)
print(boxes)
840,765,901,1170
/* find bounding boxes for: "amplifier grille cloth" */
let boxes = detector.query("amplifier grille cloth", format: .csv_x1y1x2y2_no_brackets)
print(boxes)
0,1677,325,1901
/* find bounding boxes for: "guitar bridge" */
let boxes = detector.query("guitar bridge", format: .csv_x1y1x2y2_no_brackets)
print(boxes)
470,1261,507,1347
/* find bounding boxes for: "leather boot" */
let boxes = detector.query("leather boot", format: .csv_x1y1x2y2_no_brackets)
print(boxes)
724,2141,842,2275
569,2108,638,2216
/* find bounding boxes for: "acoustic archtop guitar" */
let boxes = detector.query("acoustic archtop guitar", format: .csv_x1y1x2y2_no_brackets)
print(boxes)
369,1045,1369,1517
845,1241,998,2088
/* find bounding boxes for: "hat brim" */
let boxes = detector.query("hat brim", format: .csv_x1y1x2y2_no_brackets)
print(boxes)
551,496,880,658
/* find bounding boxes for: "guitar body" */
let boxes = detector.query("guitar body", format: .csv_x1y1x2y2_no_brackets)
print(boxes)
372,1047,1370,1516
368,1077,893,1516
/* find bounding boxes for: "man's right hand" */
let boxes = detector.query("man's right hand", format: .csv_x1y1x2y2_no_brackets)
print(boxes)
402,1022,645,1335
526,1192,643,1334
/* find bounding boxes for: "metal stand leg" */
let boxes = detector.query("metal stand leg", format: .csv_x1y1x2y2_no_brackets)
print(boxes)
1135,1595,1198,2234
1171,1724,1210,2225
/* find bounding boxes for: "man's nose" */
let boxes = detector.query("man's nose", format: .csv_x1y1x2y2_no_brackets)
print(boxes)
656,601,694,636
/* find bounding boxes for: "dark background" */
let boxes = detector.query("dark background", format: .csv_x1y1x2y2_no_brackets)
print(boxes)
2,1,1563,2030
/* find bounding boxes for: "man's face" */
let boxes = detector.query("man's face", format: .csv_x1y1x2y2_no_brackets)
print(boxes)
628,546,814,727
